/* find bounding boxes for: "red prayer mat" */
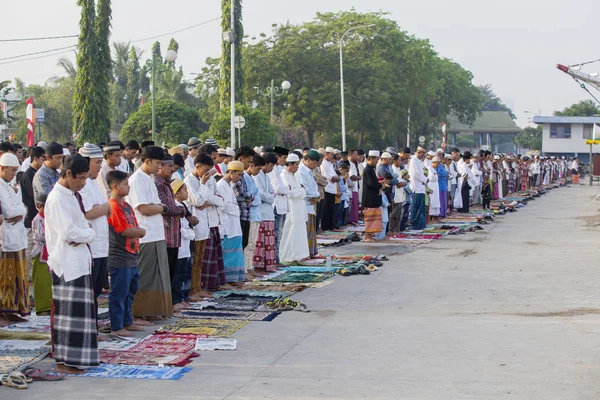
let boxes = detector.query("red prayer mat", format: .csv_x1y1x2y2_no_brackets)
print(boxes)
99,350,198,367
128,334,202,354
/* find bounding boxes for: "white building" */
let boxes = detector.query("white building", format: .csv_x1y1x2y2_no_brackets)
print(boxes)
533,116,600,163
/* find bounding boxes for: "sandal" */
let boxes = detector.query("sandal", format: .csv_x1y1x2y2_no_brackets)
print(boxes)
366,264,378,272
22,367,66,382
1,372,28,389
336,268,351,277
357,265,371,275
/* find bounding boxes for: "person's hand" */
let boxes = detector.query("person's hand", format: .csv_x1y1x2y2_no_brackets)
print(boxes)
139,229,146,238
201,172,211,184
68,241,82,247
188,216,199,226
6,215,23,225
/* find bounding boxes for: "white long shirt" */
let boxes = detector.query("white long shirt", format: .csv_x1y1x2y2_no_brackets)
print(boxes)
177,200,195,259
253,170,275,221
203,175,224,229
184,156,195,177
298,163,320,216
79,177,109,258
45,183,95,282
125,168,165,244
321,159,338,195
216,178,242,239
183,173,210,240
0,179,27,252
268,165,289,214
471,162,483,186
408,156,427,194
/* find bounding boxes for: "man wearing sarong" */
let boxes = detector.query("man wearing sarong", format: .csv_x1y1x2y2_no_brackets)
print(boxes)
240,153,263,278
252,153,278,271
298,150,321,257
45,154,98,374
0,153,30,327
126,146,173,321
320,147,340,231
363,150,385,242
348,149,362,225
408,147,428,231
268,147,290,264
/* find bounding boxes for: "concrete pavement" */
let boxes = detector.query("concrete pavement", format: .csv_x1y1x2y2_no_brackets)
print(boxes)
5,183,600,399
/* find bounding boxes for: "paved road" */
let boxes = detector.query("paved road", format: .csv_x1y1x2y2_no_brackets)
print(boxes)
7,184,600,399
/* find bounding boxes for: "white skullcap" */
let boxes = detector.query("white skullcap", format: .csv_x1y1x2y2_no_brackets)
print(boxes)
62,148,71,156
226,148,235,157
0,153,20,167
426,150,435,157
380,152,392,159
368,150,380,157
325,147,335,153
286,153,300,163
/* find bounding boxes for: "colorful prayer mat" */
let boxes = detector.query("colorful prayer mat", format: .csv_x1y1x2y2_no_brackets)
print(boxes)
0,330,51,341
1,316,51,332
173,309,280,322
98,336,141,351
264,271,334,283
243,282,308,292
388,233,443,240
129,334,200,354
203,298,274,312
0,340,49,351
212,289,293,299
155,319,248,337
0,349,49,374
99,350,198,367
66,363,192,380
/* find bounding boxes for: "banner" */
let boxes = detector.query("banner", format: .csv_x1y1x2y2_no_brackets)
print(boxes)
441,121,447,151
26,97,34,146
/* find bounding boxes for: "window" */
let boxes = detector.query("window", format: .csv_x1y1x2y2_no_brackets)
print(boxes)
583,124,593,139
550,124,571,139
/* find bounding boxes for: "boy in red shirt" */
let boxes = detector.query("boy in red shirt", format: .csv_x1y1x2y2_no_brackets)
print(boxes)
106,170,146,336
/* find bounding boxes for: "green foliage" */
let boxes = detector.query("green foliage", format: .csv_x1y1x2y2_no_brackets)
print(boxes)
0,80,11,125
479,84,516,120
219,0,244,107
120,99,206,146
554,100,600,117
126,47,141,115
515,125,542,150
208,104,275,148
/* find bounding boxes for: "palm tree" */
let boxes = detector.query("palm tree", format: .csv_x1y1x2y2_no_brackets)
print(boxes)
57,56,77,78
112,41,130,86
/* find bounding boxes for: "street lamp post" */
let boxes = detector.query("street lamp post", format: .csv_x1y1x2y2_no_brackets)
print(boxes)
340,24,374,152
255,80,291,119
152,49,178,143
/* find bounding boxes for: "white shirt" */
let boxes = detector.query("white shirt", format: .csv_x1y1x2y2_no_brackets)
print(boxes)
45,184,95,282
471,162,483,186
98,163,116,200
203,175,224,228
20,157,31,173
116,157,130,173
79,177,109,258
321,159,338,195
177,200,195,259
571,160,578,170
298,163,320,215
216,178,242,238
183,173,210,240
268,165,290,214
458,159,477,188
408,156,427,194
0,180,27,252
184,156,195,177
125,168,165,244
349,162,360,193
253,170,275,221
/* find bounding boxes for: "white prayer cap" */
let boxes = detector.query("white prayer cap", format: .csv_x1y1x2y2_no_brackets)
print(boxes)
62,148,71,156
334,149,341,155
380,152,392,159
493,155,500,160
0,153,19,167
436,148,444,154
78,143,103,159
253,146,261,153
226,147,235,157
37,141,48,149
368,150,380,157
562,156,565,159
426,150,435,157
178,144,189,151
294,148,302,154
432,156,441,162
325,147,335,154
217,148,227,155
444,154,452,159
286,153,300,163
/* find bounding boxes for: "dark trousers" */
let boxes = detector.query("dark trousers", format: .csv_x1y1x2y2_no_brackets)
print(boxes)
92,257,108,315
179,257,192,302
482,198,491,209
108,267,139,331
333,201,342,229
321,193,336,231
400,202,411,231
167,247,181,305
458,185,471,213
389,202,403,233
240,219,250,249
316,199,324,232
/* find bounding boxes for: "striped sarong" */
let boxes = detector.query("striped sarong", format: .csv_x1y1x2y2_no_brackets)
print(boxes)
306,214,318,257
410,193,427,230
222,235,245,283
52,272,99,369
190,240,206,296
201,227,225,290
253,221,277,271
364,207,383,234
133,240,172,318
0,250,31,317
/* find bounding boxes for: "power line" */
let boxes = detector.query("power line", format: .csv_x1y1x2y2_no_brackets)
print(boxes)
130,17,220,43
0,45,77,62
0,48,76,66
0,34,78,43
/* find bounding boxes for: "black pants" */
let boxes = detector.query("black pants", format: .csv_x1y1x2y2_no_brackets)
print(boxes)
92,257,108,316
321,192,336,231
240,219,250,249
458,185,471,213
316,199,324,232
482,198,491,209
400,202,410,231
166,247,180,305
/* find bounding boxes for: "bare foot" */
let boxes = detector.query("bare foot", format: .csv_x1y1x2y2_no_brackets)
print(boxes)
6,314,28,323
230,282,244,288
173,303,186,311
97,335,109,342
124,324,145,331
111,329,133,337
133,317,153,326
0,317,11,327
55,364,86,375
244,273,255,281
221,283,235,289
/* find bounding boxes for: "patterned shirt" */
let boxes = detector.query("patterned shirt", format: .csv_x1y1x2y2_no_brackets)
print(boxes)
232,174,252,221
32,164,59,201
31,212,48,263
154,175,186,248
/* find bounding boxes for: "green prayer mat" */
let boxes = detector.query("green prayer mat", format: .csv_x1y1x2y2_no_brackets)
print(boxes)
265,271,334,283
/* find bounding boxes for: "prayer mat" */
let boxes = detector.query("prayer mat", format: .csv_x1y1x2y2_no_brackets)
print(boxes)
98,336,141,351
243,282,308,292
264,271,334,283
0,330,51,340
1,315,51,332
194,338,237,351
155,319,248,337
129,334,199,354
199,297,277,312
97,294,109,306
213,289,293,299
174,309,280,322
66,363,192,380
0,349,49,374
388,233,443,240
0,340,49,351
99,350,198,367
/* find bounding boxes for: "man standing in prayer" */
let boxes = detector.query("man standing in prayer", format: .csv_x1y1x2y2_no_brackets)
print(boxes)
314,149,328,232
0,153,30,327
348,149,362,225
155,154,187,311
298,150,322,257
252,153,277,272
185,137,202,177
279,153,309,262
363,150,386,242
119,140,140,174
45,154,98,374
232,146,256,252
320,147,340,232
408,146,428,231
32,141,64,201
98,141,123,199
78,144,111,316
268,147,290,264
126,146,172,322
241,154,263,277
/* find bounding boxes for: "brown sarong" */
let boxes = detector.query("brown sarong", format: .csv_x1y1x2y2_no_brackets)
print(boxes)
364,207,383,234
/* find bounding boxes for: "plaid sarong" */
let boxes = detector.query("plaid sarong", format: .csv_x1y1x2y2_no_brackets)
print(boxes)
252,221,277,271
52,272,99,369
201,227,225,290
306,214,317,257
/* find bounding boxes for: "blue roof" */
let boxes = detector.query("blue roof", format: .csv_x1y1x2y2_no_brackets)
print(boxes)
533,116,600,124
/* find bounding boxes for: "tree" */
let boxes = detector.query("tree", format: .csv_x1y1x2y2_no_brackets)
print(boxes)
479,84,516,120
219,0,244,107
0,80,11,125
112,41,130,86
207,104,275,148
120,99,207,146
515,125,542,150
125,47,141,115
57,55,77,78
554,100,600,116
95,0,113,139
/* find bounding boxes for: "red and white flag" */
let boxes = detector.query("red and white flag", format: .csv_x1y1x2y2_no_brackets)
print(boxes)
441,121,447,151
26,97,34,146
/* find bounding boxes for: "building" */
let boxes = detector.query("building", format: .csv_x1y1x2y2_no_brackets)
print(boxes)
446,111,522,154
533,116,600,163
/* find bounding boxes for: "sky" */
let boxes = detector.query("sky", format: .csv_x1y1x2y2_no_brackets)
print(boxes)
1,0,599,127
